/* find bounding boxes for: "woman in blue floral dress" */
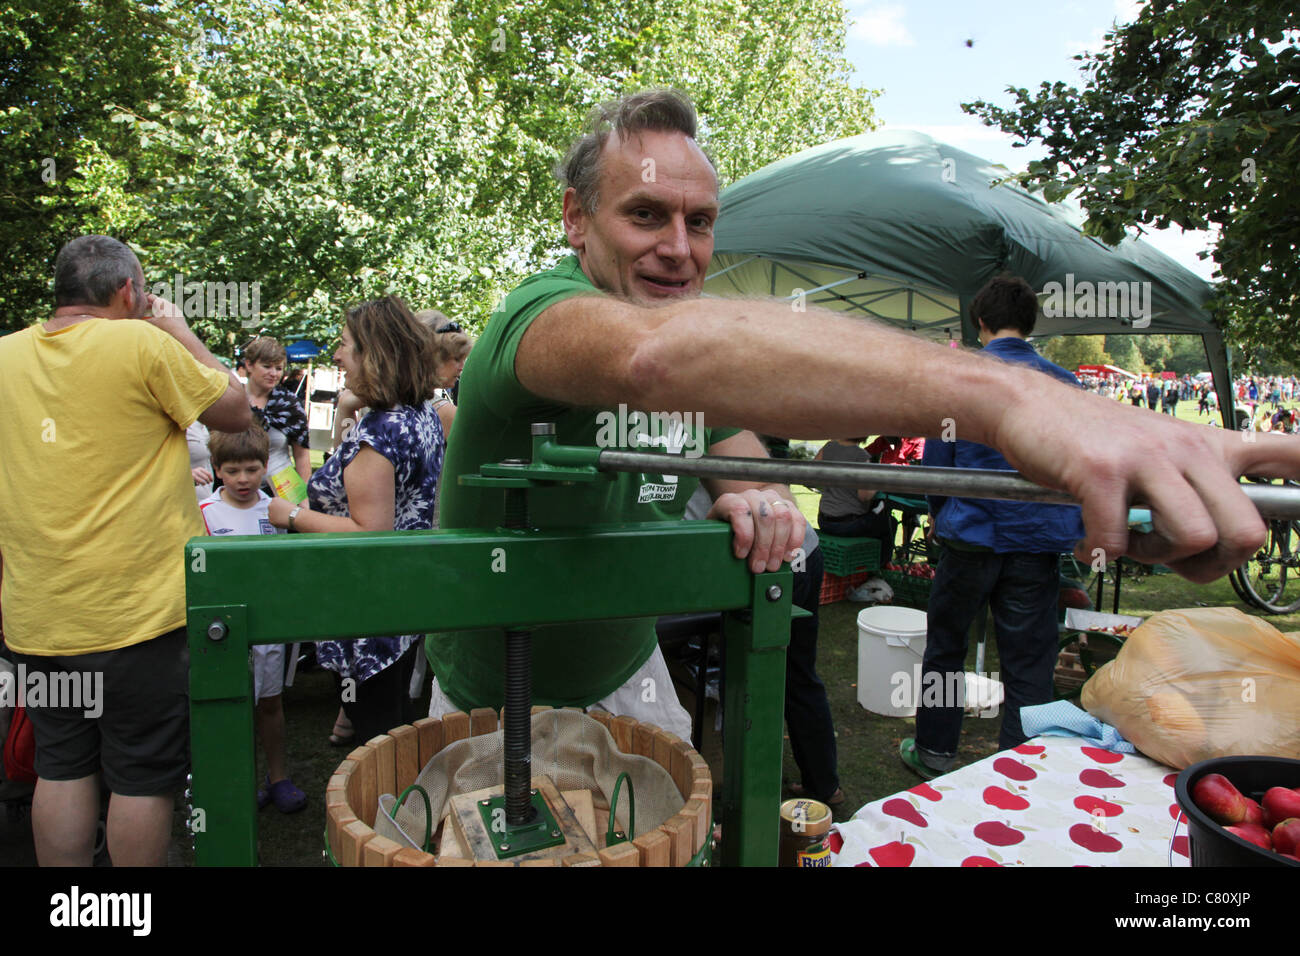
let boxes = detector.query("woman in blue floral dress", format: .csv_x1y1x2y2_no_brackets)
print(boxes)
269,296,444,743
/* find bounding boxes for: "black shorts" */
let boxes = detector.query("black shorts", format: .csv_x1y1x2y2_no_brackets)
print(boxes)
12,627,190,796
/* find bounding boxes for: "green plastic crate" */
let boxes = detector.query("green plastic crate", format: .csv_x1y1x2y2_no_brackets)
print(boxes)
818,535,881,577
881,566,933,608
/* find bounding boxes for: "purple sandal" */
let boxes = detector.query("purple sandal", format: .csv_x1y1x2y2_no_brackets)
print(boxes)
257,775,307,814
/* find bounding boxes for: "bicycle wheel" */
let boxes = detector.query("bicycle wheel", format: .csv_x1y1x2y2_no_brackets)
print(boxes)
1236,517,1300,614
1228,565,1257,608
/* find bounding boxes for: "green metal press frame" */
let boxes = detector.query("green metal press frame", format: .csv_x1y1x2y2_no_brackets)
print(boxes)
186,520,792,867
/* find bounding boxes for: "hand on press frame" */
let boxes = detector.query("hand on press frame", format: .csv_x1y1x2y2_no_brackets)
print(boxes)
707,487,806,575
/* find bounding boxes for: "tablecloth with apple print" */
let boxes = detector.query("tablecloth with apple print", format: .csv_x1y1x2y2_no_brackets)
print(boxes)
829,736,1191,866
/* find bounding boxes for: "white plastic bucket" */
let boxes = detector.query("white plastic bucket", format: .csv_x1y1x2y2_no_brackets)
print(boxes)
856,607,1007,718
856,606,928,717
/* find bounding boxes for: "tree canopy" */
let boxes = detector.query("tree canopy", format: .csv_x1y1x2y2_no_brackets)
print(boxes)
0,1,191,324
963,0,1300,365
2,0,877,350
1038,333,1211,377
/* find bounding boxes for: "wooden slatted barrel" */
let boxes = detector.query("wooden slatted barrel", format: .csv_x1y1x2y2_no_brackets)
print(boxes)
326,706,713,867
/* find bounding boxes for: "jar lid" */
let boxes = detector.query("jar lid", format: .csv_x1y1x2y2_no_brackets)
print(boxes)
780,798,832,836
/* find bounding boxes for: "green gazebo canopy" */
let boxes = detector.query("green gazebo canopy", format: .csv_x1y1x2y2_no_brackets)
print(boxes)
703,130,1233,420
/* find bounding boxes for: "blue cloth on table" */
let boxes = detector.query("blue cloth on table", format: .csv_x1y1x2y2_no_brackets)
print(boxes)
1019,700,1137,753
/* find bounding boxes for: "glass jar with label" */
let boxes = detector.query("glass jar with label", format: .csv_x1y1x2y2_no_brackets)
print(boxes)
779,798,832,867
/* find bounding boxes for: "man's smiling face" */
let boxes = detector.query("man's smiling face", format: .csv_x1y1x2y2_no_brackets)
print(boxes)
563,129,719,305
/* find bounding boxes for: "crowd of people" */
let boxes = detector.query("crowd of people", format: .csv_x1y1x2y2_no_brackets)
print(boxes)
3,88,1298,867
1234,375,1299,432
1075,370,1299,431
1078,372,1201,415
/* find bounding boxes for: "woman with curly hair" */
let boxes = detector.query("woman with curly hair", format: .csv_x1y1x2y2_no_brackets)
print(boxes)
269,296,444,743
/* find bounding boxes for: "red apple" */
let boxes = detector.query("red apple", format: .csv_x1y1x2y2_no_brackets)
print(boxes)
868,840,915,867
1074,795,1123,817
1080,746,1123,764
882,798,928,828
1069,823,1123,852
1262,787,1300,829
993,757,1037,781
1013,744,1045,755
961,856,1002,867
984,786,1030,811
1243,798,1264,826
1272,818,1300,856
1224,823,1272,850
1192,773,1248,825
908,782,942,802
1079,768,1125,789
974,821,1024,846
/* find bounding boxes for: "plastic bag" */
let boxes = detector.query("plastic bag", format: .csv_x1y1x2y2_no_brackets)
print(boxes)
1081,607,1300,769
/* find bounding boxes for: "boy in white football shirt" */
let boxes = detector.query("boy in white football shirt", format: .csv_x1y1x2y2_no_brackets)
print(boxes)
199,427,306,813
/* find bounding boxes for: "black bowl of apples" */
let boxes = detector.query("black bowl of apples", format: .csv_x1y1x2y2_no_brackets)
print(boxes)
1175,756,1300,867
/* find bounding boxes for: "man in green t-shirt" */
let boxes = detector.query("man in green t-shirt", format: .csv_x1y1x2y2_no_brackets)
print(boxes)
426,89,1299,737
425,94,808,738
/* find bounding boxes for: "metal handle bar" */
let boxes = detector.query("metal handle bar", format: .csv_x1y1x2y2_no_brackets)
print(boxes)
588,451,1300,521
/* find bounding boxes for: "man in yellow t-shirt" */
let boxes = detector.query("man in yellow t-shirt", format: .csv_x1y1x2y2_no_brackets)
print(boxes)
0,235,251,866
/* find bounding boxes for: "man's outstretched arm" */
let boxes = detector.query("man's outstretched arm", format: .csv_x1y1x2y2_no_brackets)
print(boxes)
515,294,1299,583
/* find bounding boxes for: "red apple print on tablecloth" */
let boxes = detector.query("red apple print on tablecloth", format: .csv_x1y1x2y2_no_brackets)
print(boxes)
826,829,843,855
974,821,1025,846
1080,746,1123,764
1078,768,1124,788
1172,835,1189,858
882,798,928,828
868,839,916,867
983,786,1030,811
1069,823,1123,852
1168,803,1183,821
961,855,1003,866
1074,795,1123,817
908,782,942,802
994,757,1037,781
1014,744,1045,755
1163,773,1178,788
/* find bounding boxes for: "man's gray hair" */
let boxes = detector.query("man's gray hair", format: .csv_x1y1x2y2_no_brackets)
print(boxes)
53,235,142,307
555,89,715,214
